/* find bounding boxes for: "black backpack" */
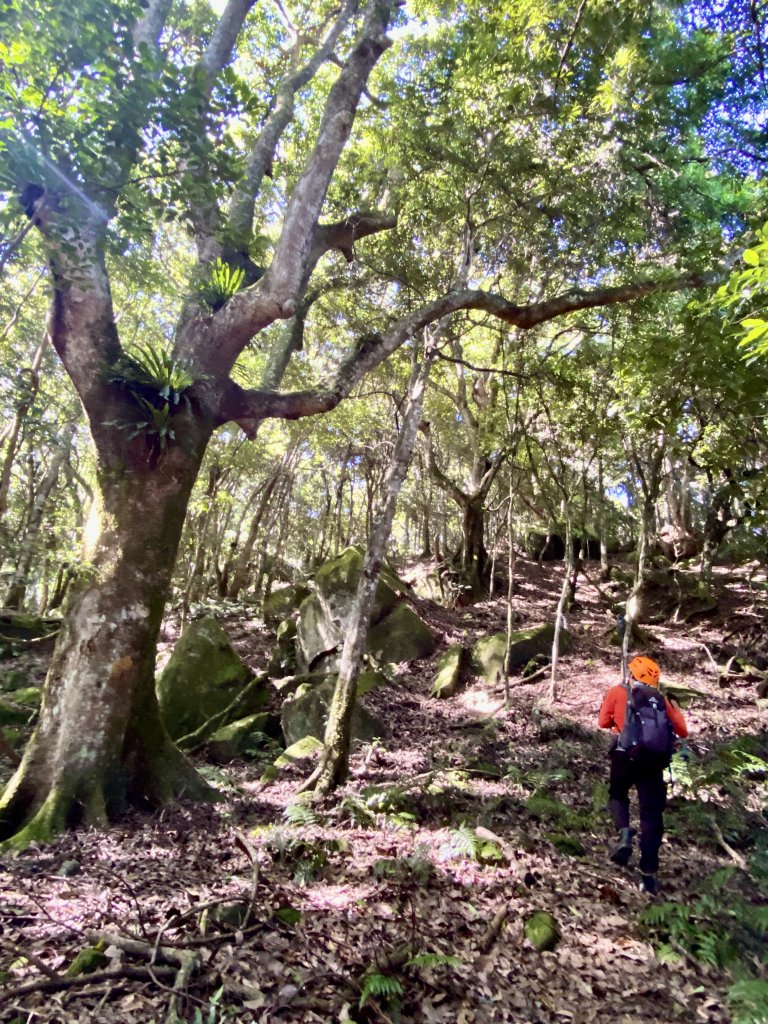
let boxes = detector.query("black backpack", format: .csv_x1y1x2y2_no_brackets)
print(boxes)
617,683,675,763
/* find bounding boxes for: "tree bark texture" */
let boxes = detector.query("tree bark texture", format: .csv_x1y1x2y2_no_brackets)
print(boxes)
0,427,213,847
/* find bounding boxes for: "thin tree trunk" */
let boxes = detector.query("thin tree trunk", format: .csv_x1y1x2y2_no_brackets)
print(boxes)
597,455,610,579
332,446,351,556
226,469,282,599
252,470,294,603
502,482,517,705
301,347,432,796
5,423,76,610
549,517,573,703
185,465,223,608
262,484,292,605
0,332,47,541
622,496,655,677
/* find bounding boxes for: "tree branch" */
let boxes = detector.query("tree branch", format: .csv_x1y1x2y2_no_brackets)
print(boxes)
214,267,720,431
257,0,394,303
194,210,396,375
200,0,259,99
226,0,361,246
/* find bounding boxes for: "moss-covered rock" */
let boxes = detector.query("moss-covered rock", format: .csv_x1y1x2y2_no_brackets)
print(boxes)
296,547,410,668
524,911,561,952
206,712,275,762
0,612,59,642
358,668,388,695
473,624,571,685
274,734,324,767
66,946,108,977
280,676,384,747
0,687,41,725
156,616,262,740
315,545,403,622
268,619,299,678
262,583,310,625
411,570,445,603
431,644,471,698
609,565,634,586
296,591,340,668
367,603,437,664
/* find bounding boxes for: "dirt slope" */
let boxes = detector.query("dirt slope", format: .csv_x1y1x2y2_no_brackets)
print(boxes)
1,556,766,1023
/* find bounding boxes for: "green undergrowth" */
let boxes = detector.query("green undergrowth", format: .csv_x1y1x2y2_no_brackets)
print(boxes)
641,863,768,1024
667,733,768,853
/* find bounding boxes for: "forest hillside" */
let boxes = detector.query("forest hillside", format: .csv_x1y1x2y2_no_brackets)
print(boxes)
2,551,766,1024
2,0,768,1019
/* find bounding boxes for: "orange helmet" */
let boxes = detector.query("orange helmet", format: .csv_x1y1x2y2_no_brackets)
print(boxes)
628,656,660,687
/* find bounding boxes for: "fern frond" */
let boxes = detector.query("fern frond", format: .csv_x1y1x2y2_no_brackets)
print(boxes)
728,978,768,1024
359,972,404,1009
438,822,479,861
283,802,318,827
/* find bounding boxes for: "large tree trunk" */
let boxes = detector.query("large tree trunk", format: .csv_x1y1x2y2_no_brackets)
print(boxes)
0,433,214,848
460,496,488,597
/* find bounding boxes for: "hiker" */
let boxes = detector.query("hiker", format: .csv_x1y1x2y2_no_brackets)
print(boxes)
598,656,688,894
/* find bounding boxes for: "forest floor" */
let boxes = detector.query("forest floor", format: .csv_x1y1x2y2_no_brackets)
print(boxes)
1,555,767,1024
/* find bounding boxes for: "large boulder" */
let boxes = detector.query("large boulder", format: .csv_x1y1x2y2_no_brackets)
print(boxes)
280,676,384,747
432,644,471,698
473,624,572,685
296,591,340,668
206,712,275,763
296,547,409,668
367,603,437,664
156,616,265,740
262,583,310,626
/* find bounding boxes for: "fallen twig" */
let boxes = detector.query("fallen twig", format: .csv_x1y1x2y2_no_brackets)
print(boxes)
0,965,176,1005
478,905,508,954
709,817,748,870
232,827,260,930
85,929,187,967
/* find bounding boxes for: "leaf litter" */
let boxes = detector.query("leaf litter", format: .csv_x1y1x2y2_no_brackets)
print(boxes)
1,558,766,1023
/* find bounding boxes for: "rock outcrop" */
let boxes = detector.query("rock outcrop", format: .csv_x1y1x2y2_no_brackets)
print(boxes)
156,616,266,740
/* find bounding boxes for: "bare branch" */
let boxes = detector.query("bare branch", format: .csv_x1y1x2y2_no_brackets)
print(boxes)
263,0,394,304
227,0,361,245
200,0,259,100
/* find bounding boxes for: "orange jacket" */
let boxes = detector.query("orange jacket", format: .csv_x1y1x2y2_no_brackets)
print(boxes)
598,684,688,738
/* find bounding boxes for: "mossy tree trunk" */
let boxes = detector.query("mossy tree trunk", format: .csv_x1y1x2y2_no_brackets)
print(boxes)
0,421,215,848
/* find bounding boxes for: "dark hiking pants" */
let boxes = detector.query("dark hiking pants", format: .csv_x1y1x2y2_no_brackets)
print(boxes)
608,750,667,874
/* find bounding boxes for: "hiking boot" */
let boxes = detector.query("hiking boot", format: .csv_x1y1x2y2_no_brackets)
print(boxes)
609,827,636,867
640,873,658,895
